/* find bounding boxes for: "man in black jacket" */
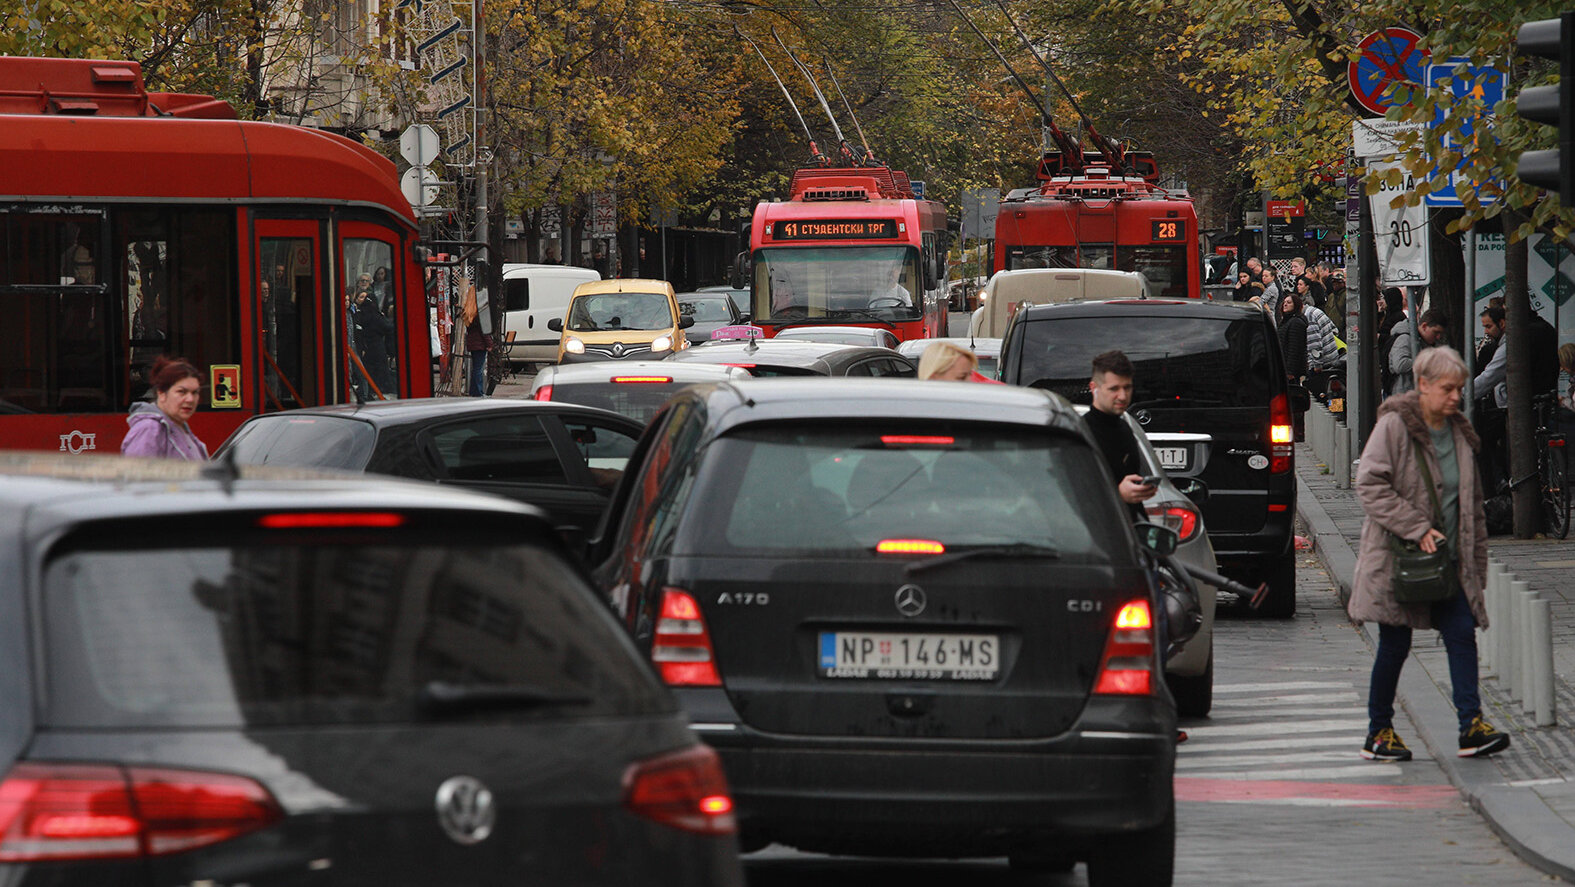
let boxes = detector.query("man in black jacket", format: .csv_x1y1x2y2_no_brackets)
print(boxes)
1084,349,1156,512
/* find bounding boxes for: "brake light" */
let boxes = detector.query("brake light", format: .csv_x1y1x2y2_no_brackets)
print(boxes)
876,538,946,555
720,363,756,369
612,376,673,384
257,512,406,529
623,744,736,836
1092,600,1156,696
880,435,955,446
0,763,282,862
1268,393,1293,473
652,588,721,686
534,384,554,401
1145,504,1200,543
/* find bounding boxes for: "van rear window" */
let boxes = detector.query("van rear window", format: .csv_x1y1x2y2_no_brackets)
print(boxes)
692,425,1127,560
1014,315,1276,408
43,540,665,728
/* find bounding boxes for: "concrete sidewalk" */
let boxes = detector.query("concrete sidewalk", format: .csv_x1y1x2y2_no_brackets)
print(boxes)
1297,445,1575,882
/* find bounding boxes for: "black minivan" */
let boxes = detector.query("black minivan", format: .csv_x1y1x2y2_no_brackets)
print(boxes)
998,299,1303,616
0,453,741,886
588,379,1180,884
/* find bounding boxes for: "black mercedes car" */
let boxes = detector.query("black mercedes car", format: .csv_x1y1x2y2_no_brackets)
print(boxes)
217,398,644,533
0,452,742,886
997,298,1305,616
665,339,915,377
587,379,1179,882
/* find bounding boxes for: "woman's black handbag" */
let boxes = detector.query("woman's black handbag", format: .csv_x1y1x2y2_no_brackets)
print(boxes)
1390,437,1455,604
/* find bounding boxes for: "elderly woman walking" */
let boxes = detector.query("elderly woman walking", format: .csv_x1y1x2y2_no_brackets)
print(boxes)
1350,346,1509,761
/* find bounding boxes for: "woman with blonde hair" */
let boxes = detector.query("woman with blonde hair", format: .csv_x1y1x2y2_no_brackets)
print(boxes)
917,341,977,381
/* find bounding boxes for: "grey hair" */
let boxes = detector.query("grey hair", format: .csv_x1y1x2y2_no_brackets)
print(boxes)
1414,345,1468,384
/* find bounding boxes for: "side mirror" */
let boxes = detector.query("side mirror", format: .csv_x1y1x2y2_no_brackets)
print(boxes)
1172,477,1210,504
556,524,590,563
678,315,696,329
547,317,564,333
1288,384,1311,412
1133,522,1179,557
731,252,750,290
737,313,751,324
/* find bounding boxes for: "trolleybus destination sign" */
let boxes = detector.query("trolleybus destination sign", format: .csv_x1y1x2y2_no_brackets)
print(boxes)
771,219,900,241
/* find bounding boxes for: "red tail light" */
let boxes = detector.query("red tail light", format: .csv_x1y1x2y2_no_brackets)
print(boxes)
534,384,554,401
623,744,736,835
653,588,721,686
257,512,405,529
1268,393,1293,473
1092,600,1157,696
612,376,673,384
880,435,955,446
1145,504,1200,543
0,763,282,862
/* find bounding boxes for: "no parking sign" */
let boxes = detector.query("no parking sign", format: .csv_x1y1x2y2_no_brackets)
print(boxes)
1348,27,1429,117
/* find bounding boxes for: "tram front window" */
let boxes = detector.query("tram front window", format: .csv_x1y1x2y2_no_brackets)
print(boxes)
754,247,922,324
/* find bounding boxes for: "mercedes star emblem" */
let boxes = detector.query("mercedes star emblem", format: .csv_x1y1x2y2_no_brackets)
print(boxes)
1133,408,1152,426
435,775,496,845
894,584,927,617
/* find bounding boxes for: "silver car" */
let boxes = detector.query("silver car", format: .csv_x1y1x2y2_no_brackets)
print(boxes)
897,336,1003,378
1076,405,1219,718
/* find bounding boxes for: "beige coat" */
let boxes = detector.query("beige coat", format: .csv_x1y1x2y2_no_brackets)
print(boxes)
1349,392,1488,629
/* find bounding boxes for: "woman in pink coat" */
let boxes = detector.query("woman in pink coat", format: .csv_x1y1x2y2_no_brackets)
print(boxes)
1350,346,1507,762
121,355,209,461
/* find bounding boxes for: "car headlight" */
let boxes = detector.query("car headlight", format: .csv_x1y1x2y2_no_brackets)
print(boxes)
650,335,672,352
564,337,585,354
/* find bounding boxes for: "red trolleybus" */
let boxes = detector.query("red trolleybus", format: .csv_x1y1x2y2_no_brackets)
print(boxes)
994,151,1201,299
0,57,432,454
741,166,948,342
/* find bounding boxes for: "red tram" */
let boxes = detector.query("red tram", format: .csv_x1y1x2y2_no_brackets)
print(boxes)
994,150,1201,298
0,56,433,454
742,165,948,341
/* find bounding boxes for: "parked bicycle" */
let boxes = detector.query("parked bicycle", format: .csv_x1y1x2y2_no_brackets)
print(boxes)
1533,392,1569,539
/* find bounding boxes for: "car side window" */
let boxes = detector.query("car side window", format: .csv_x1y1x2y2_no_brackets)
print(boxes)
613,402,701,562
560,417,640,489
428,414,569,484
843,359,876,377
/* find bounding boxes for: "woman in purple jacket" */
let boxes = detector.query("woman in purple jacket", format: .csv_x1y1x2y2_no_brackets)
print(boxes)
121,355,210,461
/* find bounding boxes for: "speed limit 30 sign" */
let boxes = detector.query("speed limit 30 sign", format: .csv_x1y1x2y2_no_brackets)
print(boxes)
1367,159,1430,286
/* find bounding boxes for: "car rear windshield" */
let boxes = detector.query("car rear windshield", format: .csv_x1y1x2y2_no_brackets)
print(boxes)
1014,315,1276,408
42,533,667,728
691,424,1128,561
222,415,376,470
549,381,680,424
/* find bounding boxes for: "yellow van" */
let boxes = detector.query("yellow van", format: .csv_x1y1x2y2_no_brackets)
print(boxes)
547,279,693,364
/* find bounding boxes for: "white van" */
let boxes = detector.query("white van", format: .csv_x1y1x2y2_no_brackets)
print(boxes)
968,268,1151,337
502,263,602,365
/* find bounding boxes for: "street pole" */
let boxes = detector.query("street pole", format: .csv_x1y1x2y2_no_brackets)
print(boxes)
1465,230,1477,419
1358,174,1378,449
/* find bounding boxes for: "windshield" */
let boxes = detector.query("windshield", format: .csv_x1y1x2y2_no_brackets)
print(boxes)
691,425,1124,559
678,297,735,323
1014,315,1276,408
1118,245,1190,297
567,291,673,332
1007,244,1114,271
753,246,922,324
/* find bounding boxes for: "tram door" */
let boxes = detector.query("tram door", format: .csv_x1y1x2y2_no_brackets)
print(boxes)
255,220,325,409
337,222,402,402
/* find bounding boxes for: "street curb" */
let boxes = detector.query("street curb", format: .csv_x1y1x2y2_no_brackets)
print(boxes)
1295,475,1575,884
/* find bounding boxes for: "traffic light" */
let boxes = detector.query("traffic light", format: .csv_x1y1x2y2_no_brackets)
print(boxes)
1514,13,1573,195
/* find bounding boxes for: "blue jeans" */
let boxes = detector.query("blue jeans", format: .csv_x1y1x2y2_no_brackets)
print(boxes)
1367,587,1481,734
467,350,487,397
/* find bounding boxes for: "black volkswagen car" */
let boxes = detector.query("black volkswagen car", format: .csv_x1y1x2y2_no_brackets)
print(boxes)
0,452,742,886
217,398,644,533
997,298,1303,616
587,379,1178,883
666,339,915,377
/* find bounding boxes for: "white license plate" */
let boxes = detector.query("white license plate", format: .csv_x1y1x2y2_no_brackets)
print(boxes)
818,632,999,680
1154,447,1188,470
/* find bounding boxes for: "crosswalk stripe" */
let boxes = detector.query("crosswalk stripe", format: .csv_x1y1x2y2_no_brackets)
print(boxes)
1179,750,1372,769
1212,692,1359,707
1182,718,1369,738
1179,765,1404,781
1213,681,1354,693
1201,706,1368,722
1182,735,1375,753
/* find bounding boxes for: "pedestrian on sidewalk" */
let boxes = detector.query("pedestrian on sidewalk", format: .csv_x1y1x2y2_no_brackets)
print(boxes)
1350,346,1510,762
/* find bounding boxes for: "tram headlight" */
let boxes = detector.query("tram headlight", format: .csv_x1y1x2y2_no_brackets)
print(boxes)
650,335,672,353
564,337,586,354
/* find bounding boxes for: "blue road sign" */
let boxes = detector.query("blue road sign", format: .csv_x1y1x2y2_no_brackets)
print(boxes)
1424,58,1505,207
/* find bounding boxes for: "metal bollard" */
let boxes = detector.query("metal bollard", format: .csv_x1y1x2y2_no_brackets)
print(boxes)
1481,561,1505,676
1509,579,1531,701
1532,597,1556,727
1519,584,1538,715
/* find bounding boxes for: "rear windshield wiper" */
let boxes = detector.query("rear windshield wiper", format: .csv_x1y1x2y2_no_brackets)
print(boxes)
1127,396,1227,410
417,681,593,716
905,543,1060,575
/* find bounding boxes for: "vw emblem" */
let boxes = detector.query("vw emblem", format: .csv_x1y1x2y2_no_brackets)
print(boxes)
894,584,927,617
611,342,626,357
1133,409,1152,426
434,775,495,845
